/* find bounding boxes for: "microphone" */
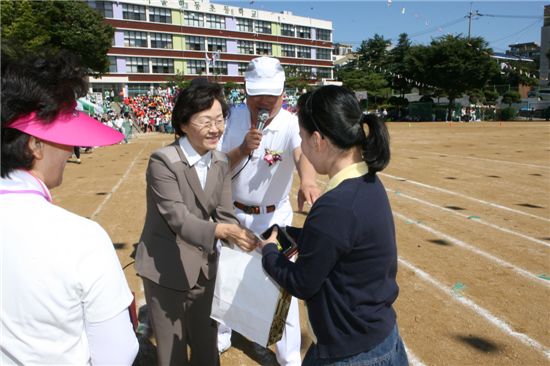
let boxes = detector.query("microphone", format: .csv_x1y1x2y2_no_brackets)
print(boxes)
256,109,269,131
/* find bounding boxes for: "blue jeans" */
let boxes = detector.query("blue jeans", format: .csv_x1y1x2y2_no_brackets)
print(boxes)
302,325,408,366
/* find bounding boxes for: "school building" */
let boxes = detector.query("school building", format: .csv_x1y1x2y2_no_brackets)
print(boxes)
85,0,334,96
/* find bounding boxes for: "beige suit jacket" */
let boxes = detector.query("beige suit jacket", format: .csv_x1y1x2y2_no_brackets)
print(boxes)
135,141,238,291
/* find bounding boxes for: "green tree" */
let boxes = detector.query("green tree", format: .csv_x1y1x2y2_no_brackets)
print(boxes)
338,68,388,95
1,0,114,73
284,66,315,92
387,33,413,97
408,35,499,120
356,34,391,66
501,90,521,106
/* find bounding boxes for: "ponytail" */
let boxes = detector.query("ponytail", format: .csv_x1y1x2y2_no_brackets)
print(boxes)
361,113,390,174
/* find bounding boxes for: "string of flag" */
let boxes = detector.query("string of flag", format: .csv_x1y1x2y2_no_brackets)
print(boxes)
365,61,436,90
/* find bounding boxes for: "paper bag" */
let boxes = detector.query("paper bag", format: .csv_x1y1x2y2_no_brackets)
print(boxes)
210,246,291,347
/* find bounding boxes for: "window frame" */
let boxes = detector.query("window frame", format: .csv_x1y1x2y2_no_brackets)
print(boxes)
126,57,150,73
150,33,173,49
124,31,148,48
151,58,174,74
237,40,254,55
205,14,226,29
186,36,205,51
122,4,146,21
149,6,172,23
185,11,204,27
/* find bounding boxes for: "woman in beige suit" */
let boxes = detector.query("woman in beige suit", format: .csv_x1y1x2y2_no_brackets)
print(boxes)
135,82,257,366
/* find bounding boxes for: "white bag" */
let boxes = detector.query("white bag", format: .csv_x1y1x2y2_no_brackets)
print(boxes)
210,246,291,347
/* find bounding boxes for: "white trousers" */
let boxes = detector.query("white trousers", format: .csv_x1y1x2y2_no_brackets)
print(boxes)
217,200,302,366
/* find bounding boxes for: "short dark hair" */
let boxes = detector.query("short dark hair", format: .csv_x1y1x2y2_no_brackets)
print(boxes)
171,82,229,137
1,50,88,178
298,85,390,174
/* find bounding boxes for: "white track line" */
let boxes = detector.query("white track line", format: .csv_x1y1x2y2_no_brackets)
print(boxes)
387,188,550,249
381,173,550,223
394,211,550,287
399,258,550,360
90,143,149,220
401,149,550,170
403,345,426,366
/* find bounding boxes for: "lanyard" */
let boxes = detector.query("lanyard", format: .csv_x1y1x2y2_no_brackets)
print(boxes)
0,171,52,203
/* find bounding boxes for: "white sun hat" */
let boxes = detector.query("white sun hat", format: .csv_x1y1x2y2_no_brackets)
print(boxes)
245,56,286,96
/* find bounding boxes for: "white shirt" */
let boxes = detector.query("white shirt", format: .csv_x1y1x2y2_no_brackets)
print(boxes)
179,136,212,189
0,170,135,365
220,106,300,206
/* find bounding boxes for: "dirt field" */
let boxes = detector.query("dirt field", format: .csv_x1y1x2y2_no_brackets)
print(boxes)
54,121,550,365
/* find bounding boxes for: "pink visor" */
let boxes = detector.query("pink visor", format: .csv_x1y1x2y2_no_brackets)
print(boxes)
7,110,123,147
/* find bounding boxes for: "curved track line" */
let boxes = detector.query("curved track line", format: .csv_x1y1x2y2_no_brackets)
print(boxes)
90,143,149,220
394,211,550,287
399,258,550,360
381,173,550,223
387,188,550,249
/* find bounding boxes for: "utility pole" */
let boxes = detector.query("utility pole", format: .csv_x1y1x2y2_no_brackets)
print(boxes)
466,9,481,38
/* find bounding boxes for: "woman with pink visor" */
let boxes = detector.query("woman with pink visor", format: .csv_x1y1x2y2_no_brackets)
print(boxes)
0,52,138,365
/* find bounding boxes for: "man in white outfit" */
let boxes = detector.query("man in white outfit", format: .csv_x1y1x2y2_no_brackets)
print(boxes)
218,56,320,365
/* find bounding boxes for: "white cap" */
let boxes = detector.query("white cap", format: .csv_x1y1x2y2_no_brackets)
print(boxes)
245,57,285,96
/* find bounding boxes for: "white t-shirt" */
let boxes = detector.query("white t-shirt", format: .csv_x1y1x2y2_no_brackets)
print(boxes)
220,106,301,207
0,170,133,365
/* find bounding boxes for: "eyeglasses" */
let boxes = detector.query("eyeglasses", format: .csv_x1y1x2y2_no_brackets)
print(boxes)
191,119,225,130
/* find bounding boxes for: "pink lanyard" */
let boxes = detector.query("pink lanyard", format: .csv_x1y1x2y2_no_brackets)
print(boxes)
0,171,52,203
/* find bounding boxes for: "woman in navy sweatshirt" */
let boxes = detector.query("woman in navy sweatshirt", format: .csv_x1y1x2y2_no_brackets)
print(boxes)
260,85,408,366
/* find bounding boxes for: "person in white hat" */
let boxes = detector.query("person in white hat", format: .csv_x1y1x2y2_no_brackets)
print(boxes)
218,56,321,365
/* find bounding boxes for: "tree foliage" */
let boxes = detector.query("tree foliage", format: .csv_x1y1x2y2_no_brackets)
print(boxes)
1,0,114,73
407,35,499,118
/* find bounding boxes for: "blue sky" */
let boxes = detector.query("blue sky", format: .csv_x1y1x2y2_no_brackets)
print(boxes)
216,1,546,53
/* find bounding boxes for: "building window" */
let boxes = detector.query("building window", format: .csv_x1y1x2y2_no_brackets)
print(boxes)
185,11,204,27
317,48,331,60
124,31,147,48
150,33,173,49
187,60,207,75
297,65,313,77
297,26,311,39
149,7,172,23
282,44,295,58
152,58,174,74
238,63,248,76
237,18,253,32
87,1,113,18
128,83,151,97
186,36,205,51
255,20,271,34
212,61,227,76
317,68,332,79
256,42,272,55
127,57,149,73
281,24,295,37
316,29,331,41
237,40,254,55
122,4,146,21
206,14,225,29
207,37,226,52
108,56,117,73
297,46,311,59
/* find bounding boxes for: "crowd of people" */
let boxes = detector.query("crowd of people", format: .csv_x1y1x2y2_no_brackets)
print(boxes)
1,52,408,366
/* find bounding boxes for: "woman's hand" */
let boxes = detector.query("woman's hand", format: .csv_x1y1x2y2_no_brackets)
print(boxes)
215,223,259,252
258,225,278,250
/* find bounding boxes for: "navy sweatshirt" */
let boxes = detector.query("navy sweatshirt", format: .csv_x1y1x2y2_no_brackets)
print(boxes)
262,174,399,358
